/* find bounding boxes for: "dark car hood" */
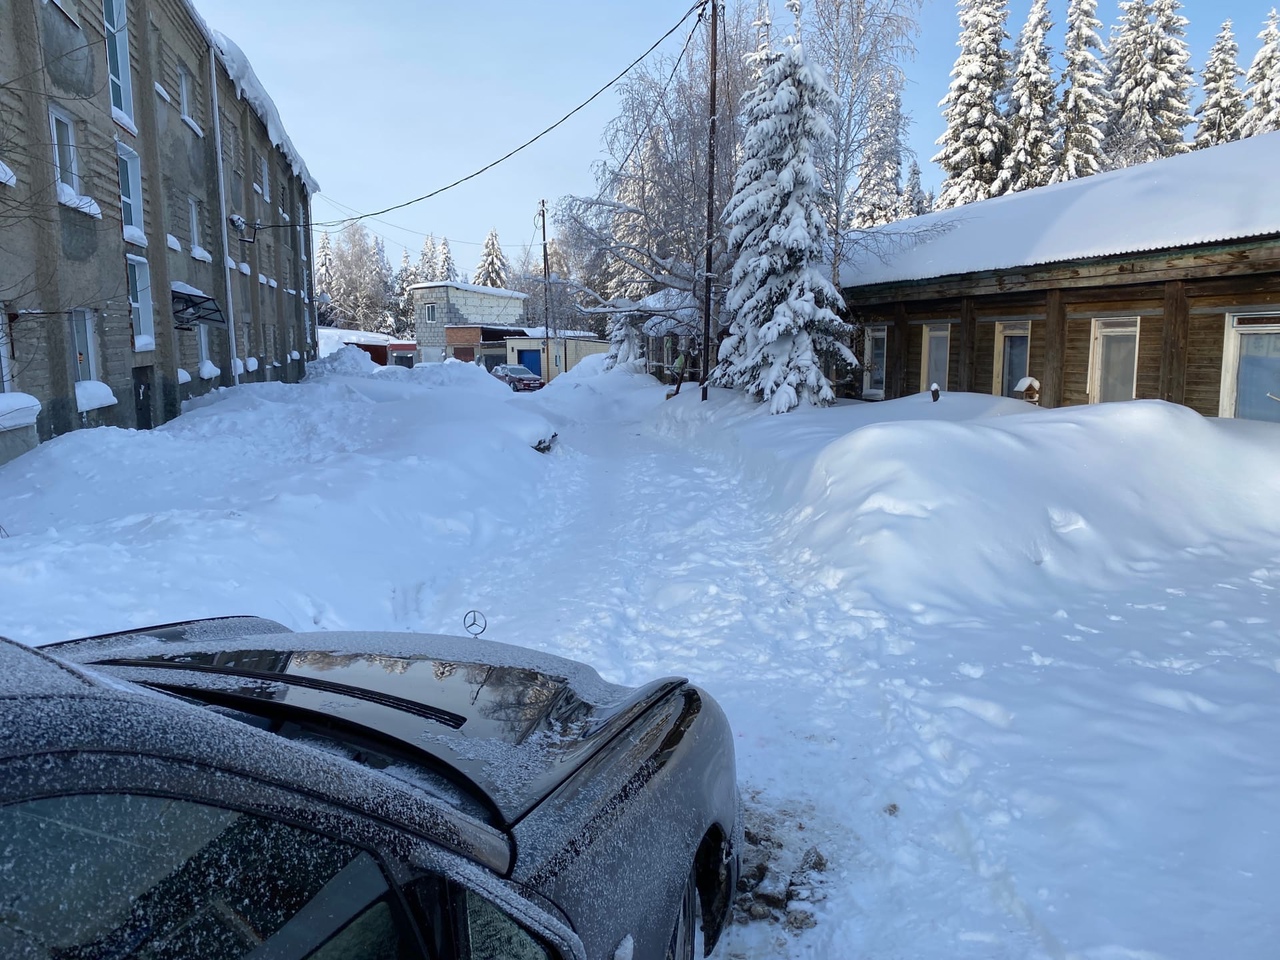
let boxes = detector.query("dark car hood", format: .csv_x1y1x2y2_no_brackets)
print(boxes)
51,623,684,829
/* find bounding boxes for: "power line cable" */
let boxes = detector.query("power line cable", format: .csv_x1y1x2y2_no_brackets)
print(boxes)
304,2,707,232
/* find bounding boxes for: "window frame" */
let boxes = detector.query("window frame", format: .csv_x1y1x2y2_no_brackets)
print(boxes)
993,320,1031,398
0,316,12,393
178,66,203,136
115,141,142,234
48,104,79,191
1218,312,1280,419
920,322,951,392
103,0,134,124
187,195,201,248
862,325,887,399
70,308,97,382
125,253,153,349
44,0,79,24
1087,317,1140,404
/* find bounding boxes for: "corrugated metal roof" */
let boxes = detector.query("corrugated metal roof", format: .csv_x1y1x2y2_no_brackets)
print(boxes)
840,132,1280,289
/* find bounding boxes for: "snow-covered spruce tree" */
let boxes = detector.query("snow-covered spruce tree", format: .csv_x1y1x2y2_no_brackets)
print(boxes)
933,0,1012,208
1195,21,1246,148
1242,10,1280,138
852,74,904,229
390,250,418,339
1105,0,1192,169
472,229,510,288
896,159,930,219
418,235,439,283
437,238,458,283
712,1,855,414
315,231,337,325
997,0,1057,194
1150,0,1194,152
603,312,645,370
1054,0,1109,182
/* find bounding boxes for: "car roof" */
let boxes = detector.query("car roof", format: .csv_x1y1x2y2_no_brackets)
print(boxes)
46,619,685,829
0,635,513,874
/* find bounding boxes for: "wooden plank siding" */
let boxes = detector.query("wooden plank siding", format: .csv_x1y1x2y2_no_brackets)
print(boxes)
846,236,1280,418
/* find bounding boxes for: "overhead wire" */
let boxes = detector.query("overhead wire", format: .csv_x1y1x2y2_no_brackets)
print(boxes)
302,1,708,232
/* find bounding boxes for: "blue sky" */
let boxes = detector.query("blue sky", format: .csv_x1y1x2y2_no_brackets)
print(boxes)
193,0,1275,274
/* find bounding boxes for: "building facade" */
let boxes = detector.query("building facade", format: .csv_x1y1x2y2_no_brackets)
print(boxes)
0,0,318,465
842,135,1280,423
410,282,528,364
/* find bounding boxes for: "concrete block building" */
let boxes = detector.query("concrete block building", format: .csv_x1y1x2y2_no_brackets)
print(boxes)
410,281,527,364
0,0,318,465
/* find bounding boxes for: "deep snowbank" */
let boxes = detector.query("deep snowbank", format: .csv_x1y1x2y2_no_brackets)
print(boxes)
655,390,1280,618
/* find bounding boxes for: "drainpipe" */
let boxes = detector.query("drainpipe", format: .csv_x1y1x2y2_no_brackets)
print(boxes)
209,46,240,385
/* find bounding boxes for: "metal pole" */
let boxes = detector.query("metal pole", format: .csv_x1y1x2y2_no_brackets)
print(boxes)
700,0,719,402
540,200,552,379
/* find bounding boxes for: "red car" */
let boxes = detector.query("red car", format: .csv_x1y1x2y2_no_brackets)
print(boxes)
492,363,545,391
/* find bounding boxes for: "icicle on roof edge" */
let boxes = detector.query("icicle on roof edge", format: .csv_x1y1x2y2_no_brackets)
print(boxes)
210,31,319,195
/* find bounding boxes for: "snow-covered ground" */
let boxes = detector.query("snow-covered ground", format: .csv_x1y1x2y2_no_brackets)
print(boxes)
2,349,1279,959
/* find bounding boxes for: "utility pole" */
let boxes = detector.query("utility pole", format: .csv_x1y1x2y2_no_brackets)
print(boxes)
700,0,720,402
540,199,552,379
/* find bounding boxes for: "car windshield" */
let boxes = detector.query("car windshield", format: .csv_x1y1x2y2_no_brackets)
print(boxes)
508,367,534,377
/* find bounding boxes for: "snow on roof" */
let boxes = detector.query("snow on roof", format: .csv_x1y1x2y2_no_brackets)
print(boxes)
318,326,415,347
518,327,601,340
840,132,1280,289
409,281,528,300
209,30,319,195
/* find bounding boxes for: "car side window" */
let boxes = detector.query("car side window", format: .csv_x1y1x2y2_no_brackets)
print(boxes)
0,793,422,959
458,888,553,960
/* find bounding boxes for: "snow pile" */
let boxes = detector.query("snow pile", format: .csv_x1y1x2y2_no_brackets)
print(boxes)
211,31,318,194
0,393,40,429
3,360,1280,959
123,225,147,247
56,182,102,219
73,381,117,412
655,391,1280,616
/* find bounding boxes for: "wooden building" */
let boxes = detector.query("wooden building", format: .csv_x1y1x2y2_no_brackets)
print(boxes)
841,133,1280,423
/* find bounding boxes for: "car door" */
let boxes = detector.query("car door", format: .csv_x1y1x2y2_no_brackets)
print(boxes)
0,751,584,960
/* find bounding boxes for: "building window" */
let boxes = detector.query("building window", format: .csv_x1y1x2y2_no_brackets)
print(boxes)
103,0,133,123
921,323,950,392
994,321,1030,397
125,254,153,348
178,67,202,136
0,317,12,392
70,309,96,381
198,323,211,364
1087,318,1139,403
260,154,271,203
49,105,79,190
1220,313,1280,423
116,141,142,235
862,326,887,399
45,0,79,23
188,196,201,246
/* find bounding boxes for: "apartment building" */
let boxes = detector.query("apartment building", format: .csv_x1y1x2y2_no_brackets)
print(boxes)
0,0,318,465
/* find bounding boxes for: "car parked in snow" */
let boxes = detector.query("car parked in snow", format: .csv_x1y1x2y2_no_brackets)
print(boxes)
492,364,545,391
0,618,739,960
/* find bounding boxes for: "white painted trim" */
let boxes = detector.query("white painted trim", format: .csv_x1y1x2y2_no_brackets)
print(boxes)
70,309,97,382
993,320,1031,397
1219,312,1280,418
103,0,134,123
1087,317,1140,404
862,326,887,399
920,323,951,392
48,104,79,191
125,254,154,348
